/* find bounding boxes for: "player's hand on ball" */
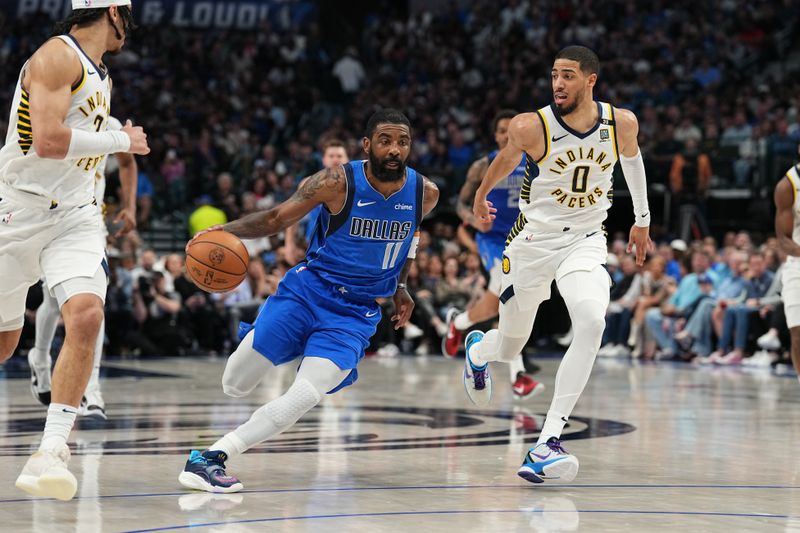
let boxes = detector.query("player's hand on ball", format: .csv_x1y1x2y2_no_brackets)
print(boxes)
473,195,497,222
122,119,150,155
391,286,414,330
186,224,225,253
627,224,653,267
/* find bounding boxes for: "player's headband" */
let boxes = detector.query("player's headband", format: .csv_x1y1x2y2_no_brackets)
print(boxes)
72,0,131,9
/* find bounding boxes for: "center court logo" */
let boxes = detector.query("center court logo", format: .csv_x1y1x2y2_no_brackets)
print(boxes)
0,405,635,456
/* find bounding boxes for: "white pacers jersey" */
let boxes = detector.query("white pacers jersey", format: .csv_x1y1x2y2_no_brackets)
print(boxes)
0,35,112,209
508,102,619,242
784,164,800,265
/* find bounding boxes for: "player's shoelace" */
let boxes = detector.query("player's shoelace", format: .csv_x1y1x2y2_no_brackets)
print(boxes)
544,438,567,455
472,367,486,389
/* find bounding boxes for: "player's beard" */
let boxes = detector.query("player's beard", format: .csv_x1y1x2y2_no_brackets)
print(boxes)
555,93,582,116
368,149,406,182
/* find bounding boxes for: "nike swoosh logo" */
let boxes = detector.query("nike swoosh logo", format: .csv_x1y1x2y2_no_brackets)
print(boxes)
551,134,568,142
532,451,551,460
87,70,96,75
641,213,649,218
585,231,599,238
357,200,376,207
62,408,77,414
366,310,379,317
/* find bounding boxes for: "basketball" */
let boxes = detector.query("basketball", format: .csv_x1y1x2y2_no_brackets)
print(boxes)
185,230,249,293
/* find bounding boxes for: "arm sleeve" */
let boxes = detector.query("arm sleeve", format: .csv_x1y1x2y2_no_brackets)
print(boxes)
66,128,130,159
620,150,651,227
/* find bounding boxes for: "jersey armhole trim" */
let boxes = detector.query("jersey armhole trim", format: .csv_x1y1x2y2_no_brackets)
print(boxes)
327,164,355,236
414,172,424,227
607,103,620,161
785,172,797,208
71,64,87,94
535,110,550,164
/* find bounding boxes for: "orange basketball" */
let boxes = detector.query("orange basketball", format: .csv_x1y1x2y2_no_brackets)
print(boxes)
186,230,249,293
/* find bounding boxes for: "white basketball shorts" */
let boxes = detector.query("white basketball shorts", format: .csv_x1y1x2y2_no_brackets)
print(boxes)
499,227,607,310
782,262,800,329
0,188,106,327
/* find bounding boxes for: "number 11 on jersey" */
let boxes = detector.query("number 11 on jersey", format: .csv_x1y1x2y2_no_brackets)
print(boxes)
382,242,403,269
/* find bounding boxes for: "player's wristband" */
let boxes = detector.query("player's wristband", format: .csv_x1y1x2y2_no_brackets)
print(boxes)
397,283,407,291
67,128,130,159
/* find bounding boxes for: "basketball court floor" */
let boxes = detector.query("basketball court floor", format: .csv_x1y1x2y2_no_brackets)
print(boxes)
1,354,798,532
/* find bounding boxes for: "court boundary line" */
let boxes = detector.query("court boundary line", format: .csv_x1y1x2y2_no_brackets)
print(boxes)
1,483,799,504
121,508,800,532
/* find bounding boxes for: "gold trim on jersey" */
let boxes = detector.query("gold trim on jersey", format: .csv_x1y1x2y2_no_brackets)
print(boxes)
606,103,619,161
536,110,551,163
17,89,32,155
521,154,534,204
506,212,528,245
786,171,798,208
71,64,87,95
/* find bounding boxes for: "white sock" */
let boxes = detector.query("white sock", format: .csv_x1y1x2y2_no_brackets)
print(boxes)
209,432,248,459
40,403,77,451
508,355,525,381
453,312,475,331
537,409,568,445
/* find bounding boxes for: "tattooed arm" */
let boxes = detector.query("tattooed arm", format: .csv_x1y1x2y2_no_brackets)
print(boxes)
189,166,346,244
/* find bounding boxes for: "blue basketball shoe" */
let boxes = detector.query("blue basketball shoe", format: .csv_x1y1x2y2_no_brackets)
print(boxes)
517,437,579,484
179,450,243,493
463,330,492,405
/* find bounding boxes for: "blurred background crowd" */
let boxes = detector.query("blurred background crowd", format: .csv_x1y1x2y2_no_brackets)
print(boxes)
1,0,799,367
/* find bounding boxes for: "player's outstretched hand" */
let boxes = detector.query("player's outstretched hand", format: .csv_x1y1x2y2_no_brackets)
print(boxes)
627,224,654,266
186,224,225,253
122,120,150,155
113,207,136,238
472,195,497,223
391,286,415,330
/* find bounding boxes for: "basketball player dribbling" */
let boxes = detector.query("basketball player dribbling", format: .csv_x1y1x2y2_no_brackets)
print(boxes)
29,115,138,420
0,1,149,500
178,109,439,493
464,46,653,483
443,110,544,399
772,150,800,384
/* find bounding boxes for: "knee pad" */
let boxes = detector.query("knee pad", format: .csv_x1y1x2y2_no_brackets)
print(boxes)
264,378,321,427
222,381,249,398
572,301,607,343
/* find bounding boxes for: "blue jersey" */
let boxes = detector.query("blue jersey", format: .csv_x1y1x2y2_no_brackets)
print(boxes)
305,160,423,302
303,206,321,245
474,150,526,268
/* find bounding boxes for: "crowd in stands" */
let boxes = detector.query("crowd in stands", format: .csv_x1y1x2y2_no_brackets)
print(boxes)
1,1,799,361
600,231,793,368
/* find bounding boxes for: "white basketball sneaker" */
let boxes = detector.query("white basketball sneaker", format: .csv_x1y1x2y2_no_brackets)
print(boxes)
80,391,107,420
517,437,579,484
15,444,78,501
27,349,52,406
